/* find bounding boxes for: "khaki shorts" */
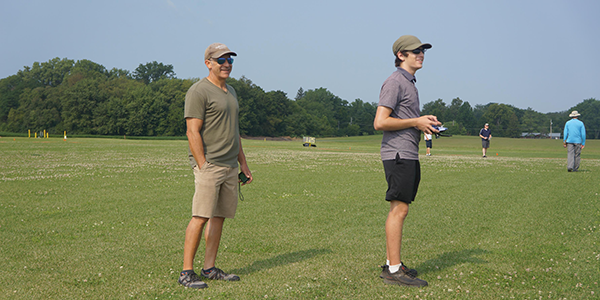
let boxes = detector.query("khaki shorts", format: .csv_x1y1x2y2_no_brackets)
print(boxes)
192,161,238,219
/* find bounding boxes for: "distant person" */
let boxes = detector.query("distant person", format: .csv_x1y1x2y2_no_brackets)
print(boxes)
424,132,432,156
563,110,586,172
179,43,253,289
479,123,492,158
373,34,440,287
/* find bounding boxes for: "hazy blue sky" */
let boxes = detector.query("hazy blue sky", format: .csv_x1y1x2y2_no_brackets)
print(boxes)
1,0,598,114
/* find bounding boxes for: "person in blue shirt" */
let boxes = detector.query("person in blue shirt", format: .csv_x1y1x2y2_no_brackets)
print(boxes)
479,123,492,158
563,111,586,172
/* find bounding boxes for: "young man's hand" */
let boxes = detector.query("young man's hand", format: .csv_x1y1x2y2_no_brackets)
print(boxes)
416,115,441,134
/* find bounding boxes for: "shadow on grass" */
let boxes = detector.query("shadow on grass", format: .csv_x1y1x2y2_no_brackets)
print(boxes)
416,248,489,275
230,248,333,275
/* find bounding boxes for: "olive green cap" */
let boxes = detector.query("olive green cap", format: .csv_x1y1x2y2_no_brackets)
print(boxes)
392,35,432,55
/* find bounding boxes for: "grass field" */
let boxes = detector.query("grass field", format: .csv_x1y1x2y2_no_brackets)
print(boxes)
1,135,599,299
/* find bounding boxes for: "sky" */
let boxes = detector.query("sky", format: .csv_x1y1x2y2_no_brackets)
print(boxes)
1,0,598,114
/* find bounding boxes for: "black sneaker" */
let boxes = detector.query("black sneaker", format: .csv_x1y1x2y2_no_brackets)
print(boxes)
178,271,208,289
400,263,418,277
379,265,389,278
382,266,428,287
379,263,418,278
201,267,240,281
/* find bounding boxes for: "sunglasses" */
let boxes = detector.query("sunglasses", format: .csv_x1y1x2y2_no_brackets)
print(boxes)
213,57,234,65
410,48,427,54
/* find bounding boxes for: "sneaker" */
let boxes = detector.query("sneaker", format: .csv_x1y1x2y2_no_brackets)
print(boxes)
178,271,208,289
379,265,389,278
379,263,418,278
201,267,240,281
400,263,418,277
382,266,428,287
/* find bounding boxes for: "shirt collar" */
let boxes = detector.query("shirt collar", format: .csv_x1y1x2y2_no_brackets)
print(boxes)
397,67,416,83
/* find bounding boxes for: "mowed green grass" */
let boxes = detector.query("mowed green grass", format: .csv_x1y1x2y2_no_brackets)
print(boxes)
1,135,598,299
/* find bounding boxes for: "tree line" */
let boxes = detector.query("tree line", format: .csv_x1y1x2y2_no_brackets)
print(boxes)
0,57,598,139
0,58,377,137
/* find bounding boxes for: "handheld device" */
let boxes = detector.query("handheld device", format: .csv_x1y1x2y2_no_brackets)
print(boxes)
432,125,452,138
238,172,249,184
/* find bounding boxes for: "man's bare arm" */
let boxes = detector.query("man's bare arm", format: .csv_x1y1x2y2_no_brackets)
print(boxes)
186,118,206,168
373,106,440,134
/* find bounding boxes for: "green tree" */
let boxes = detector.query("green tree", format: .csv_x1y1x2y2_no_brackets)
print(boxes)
297,88,348,136
133,61,176,84
571,98,600,139
482,103,518,137
20,57,74,87
0,74,40,124
151,78,193,136
447,97,462,122
457,101,475,135
422,99,447,121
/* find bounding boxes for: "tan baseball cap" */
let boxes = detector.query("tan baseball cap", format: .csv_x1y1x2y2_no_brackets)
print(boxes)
393,35,432,55
204,43,237,60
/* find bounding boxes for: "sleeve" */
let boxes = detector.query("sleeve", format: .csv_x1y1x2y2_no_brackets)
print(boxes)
563,123,568,142
184,89,206,120
581,123,586,145
378,79,401,110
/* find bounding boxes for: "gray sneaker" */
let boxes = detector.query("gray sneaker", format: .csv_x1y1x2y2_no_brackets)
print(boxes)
201,267,240,281
379,263,418,278
178,271,208,289
382,267,428,287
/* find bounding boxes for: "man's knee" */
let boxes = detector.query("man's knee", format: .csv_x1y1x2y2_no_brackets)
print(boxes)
189,216,209,228
389,201,409,219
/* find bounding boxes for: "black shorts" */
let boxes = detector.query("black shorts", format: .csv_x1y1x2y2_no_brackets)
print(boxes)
383,157,421,204
426,140,432,148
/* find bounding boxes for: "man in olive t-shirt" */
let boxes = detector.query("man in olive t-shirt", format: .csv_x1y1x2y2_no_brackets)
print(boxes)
178,43,253,289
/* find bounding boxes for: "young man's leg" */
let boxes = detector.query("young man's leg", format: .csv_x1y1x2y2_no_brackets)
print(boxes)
386,200,409,266
381,160,426,286
382,199,427,287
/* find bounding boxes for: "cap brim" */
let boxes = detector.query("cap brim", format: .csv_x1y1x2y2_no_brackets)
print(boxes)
211,51,237,59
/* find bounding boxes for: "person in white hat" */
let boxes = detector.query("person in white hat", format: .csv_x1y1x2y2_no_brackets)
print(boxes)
479,123,492,158
563,111,586,172
178,43,253,289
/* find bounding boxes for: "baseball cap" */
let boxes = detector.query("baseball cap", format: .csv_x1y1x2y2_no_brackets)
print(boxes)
393,35,432,55
485,123,489,126
204,43,237,60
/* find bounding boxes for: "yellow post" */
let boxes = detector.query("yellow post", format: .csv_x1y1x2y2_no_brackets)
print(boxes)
63,131,67,140
35,132,37,138
44,130,46,138
28,130,31,138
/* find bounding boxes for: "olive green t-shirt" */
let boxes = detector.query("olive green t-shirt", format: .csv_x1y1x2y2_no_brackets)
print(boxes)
184,78,240,168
